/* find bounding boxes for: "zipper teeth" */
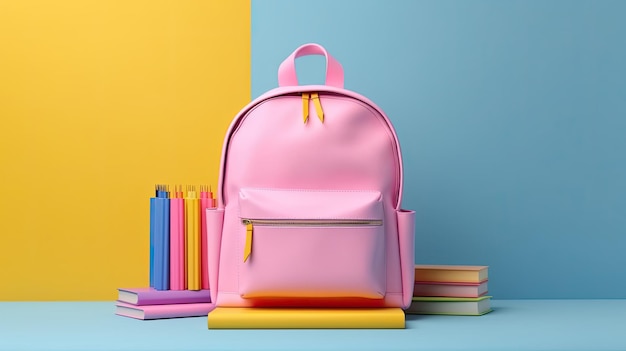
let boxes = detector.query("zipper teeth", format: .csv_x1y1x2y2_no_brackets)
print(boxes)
242,219,382,226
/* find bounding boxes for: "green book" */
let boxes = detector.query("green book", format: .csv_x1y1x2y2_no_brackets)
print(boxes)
406,296,493,316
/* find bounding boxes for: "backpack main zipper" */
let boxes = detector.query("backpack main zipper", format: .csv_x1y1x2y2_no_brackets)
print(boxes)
302,92,324,123
220,90,402,208
241,218,383,262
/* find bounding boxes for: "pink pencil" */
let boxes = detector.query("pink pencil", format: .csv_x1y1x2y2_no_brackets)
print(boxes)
169,185,186,290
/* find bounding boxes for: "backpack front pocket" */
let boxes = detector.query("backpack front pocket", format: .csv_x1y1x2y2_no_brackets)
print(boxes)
238,188,386,299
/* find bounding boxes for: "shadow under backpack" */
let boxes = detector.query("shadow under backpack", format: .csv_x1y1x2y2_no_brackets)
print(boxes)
206,43,415,309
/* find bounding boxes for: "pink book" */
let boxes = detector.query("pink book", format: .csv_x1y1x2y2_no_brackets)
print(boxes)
200,186,214,290
115,301,214,320
170,193,185,290
414,280,488,298
117,287,210,305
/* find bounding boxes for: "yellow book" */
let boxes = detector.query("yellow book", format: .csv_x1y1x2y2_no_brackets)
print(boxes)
185,187,200,290
207,308,405,329
414,265,488,283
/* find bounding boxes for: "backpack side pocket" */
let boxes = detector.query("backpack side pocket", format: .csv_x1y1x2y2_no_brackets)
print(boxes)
207,208,224,305
397,209,415,309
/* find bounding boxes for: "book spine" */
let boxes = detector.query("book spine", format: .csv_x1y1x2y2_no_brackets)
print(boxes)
116,302,213,320
185,187,200,290
154,186,170,290
169,194,185,290
149,197,156,288
200,192,210,291
131,290,212,305
414,271,482,283
207,308,405,329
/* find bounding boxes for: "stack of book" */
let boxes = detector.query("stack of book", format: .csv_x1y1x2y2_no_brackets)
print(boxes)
406,265,492,316
115,288,213,320
116,184,217,320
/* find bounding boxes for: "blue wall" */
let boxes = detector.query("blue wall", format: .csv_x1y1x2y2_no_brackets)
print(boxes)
251,0,626,299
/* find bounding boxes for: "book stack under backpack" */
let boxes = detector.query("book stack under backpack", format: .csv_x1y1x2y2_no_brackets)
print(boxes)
406,265,492,316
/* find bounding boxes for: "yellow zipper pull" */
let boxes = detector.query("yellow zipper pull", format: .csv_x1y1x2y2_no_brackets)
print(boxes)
311,92,324,123
243,220,253,262
302,93,310,123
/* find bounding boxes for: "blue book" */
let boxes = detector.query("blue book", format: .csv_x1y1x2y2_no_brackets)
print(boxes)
161,198,170,289
149,196,156,288
153,187,170,290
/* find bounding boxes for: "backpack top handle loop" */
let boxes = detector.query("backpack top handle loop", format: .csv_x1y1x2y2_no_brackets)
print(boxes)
277,43,344,88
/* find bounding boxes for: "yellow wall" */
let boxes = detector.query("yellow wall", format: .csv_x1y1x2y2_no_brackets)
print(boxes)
0,0,250,300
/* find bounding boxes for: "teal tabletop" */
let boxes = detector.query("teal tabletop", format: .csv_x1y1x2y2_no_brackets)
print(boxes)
1,300,625,351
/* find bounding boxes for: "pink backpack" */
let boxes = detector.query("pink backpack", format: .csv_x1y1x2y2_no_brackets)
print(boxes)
206,43,415,309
